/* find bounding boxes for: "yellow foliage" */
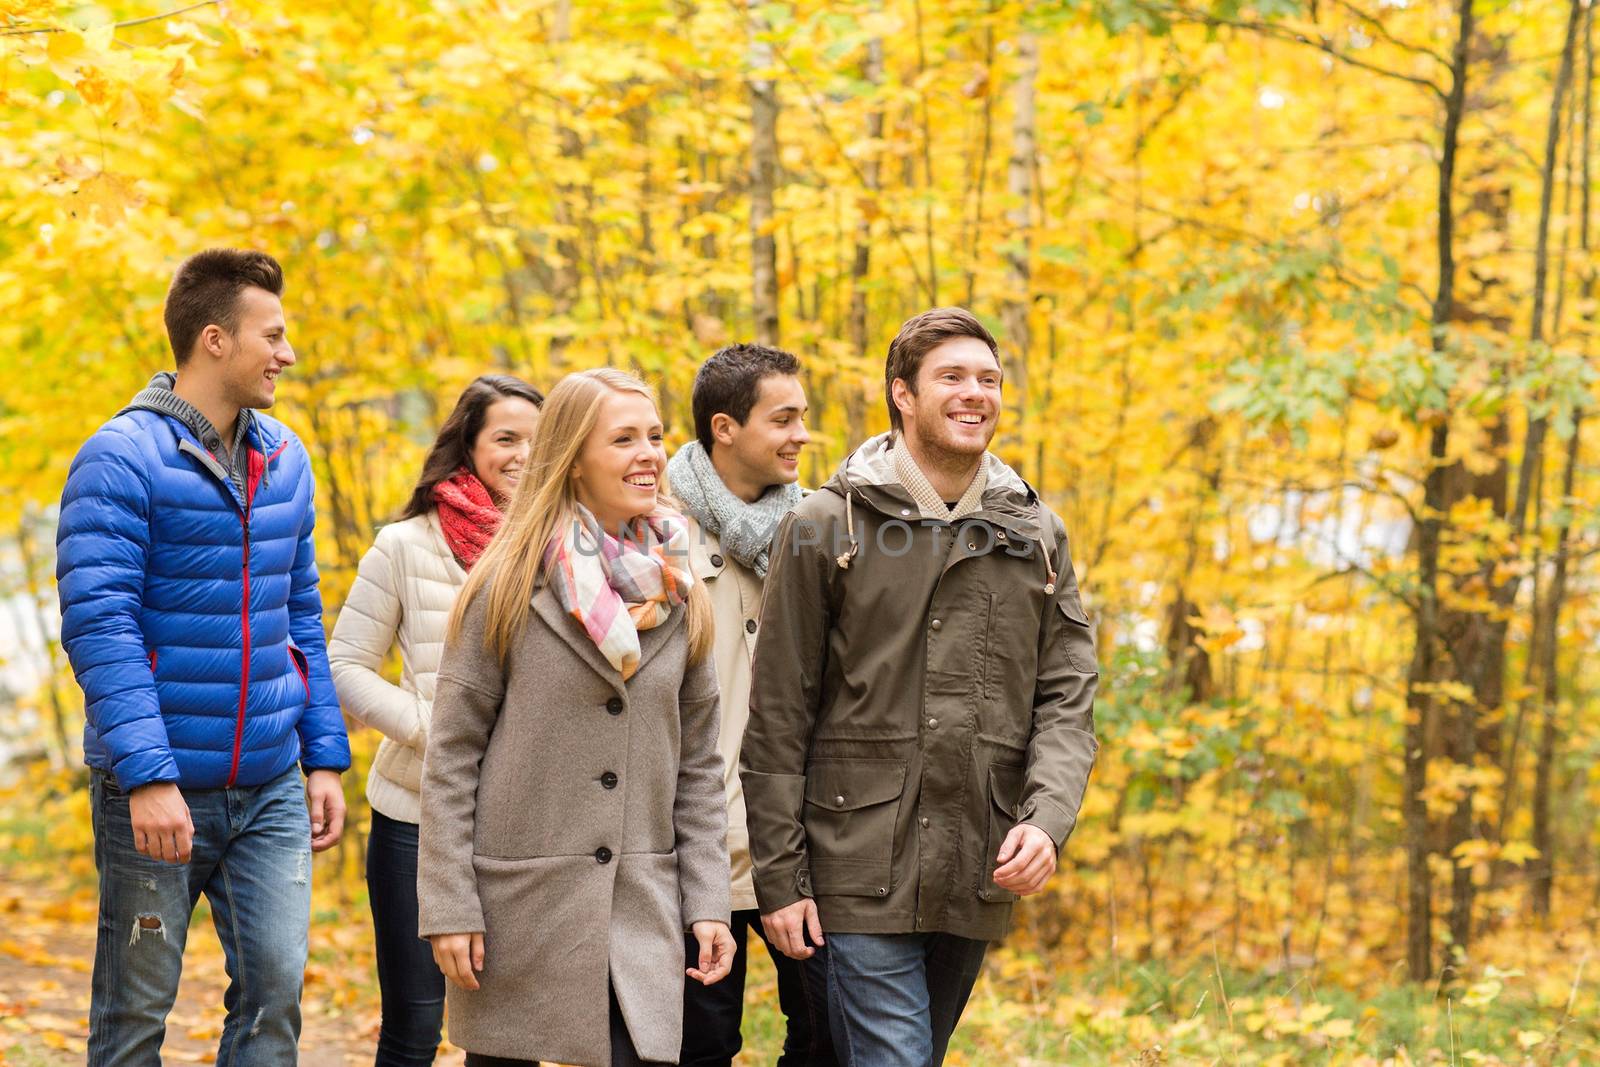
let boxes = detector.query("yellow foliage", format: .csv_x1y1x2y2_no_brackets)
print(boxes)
0,2,1597,1062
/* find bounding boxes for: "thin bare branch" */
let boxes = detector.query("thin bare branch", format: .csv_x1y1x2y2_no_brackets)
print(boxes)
1148,2,1448,100
1,0,218,36
1328,0,1451,69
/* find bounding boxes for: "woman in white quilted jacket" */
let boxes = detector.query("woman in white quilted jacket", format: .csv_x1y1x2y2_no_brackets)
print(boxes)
330,374,543,1067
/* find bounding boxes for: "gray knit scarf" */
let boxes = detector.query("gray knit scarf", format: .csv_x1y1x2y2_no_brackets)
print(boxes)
666,441,802,578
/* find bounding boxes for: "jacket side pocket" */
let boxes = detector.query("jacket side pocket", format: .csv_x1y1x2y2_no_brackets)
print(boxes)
288,644,311,701
803,757,906,898
978,763,1025,902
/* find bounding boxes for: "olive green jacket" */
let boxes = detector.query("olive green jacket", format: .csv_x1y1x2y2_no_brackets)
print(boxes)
740,433,1099,941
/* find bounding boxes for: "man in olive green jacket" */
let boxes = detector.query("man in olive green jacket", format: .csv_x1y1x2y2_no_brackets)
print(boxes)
741,307,1099,1067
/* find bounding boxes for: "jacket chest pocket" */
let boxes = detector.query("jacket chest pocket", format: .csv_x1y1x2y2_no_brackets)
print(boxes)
974,576,1046,699
803,758,906,898
978,764,1025,902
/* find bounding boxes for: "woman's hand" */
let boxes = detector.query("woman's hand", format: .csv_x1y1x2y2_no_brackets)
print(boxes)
430,932,485,990
686,920,736,986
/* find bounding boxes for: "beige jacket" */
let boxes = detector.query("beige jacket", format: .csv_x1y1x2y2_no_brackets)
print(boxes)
328,511,466,823
687,522,764,913
417,578,730,1065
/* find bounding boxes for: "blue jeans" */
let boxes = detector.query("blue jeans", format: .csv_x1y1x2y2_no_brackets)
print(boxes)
680,909,836,1066
87,767,313,1067
367,810,445,1066
824,933,989,1067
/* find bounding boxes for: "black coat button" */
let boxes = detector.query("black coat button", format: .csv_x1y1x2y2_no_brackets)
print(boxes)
595,847,613,864
606,697,624,715
745,619,758,634
600,771,618,789
710,553,724,568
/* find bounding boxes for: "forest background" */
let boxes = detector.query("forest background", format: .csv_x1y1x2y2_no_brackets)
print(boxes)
1,0,1597,1063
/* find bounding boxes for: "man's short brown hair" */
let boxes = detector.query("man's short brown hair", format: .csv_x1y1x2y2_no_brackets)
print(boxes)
163,249,284,366
883,307,999,431
692,342,802,452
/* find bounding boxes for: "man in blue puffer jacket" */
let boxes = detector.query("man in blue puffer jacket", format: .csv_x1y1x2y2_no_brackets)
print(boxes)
56,248,351,1067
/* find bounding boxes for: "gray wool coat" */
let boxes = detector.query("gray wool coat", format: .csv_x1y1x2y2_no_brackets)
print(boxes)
417,581,730,1066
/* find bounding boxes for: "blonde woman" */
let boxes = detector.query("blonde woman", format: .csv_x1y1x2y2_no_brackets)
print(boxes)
329,374,542,1067
418,368,736,1067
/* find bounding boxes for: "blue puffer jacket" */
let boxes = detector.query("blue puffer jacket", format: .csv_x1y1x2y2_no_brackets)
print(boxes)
56,399,351,791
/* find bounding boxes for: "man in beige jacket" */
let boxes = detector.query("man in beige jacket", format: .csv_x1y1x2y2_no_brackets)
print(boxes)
666,343,836,1067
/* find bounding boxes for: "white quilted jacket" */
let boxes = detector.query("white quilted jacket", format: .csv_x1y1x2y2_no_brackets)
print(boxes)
328,510,466,823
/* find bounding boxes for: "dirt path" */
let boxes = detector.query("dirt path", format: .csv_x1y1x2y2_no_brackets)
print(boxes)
0,873,466,1066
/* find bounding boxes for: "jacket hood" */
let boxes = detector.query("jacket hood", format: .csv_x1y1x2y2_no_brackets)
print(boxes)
121,371,199,429
826,431,1034,515
118,372,272,451
820,432,1057,589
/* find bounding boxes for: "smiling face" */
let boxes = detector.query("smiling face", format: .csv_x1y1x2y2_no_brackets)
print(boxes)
710,373,810,500
892,336,1003,460
570,389,667,531
218,286,295,411
469,396,541,503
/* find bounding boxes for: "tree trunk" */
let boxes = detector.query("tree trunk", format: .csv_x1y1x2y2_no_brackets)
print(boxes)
963,9,997,308
1532,5,1592,917
547,0,583,370
912,0,938,306
848,36,884,442
1404,0,1475,985
1432,2,1580,957
999,31,1037,442
14,510,72,768
748,1,780,347
1531,415,1581,916
1507,0,1585,545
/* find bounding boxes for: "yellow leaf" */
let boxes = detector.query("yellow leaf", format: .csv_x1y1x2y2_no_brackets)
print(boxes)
46,30,85,64
70,172,142,224
1449,838,1496,866
1500,840,1540,866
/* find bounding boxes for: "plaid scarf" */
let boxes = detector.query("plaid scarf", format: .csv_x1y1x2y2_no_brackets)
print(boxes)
543,504,694,679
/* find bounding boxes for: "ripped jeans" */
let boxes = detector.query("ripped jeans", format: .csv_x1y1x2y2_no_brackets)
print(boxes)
87,767,313,1067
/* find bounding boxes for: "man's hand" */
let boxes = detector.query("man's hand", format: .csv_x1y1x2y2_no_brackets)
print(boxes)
993,823,1058,896
687,920,736,986
306,769,346,852
761,898,824,960
128,782,193,864
430,932,485,990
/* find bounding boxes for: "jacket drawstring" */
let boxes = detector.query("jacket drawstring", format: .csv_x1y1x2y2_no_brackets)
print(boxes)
835,488,1054,590
1037,500,1057,594
836,490,860,569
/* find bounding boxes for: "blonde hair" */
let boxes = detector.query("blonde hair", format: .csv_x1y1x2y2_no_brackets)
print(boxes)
447,367,713,668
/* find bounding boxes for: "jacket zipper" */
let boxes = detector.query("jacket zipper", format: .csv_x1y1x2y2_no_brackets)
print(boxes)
226,441,287,787
228,511,251,786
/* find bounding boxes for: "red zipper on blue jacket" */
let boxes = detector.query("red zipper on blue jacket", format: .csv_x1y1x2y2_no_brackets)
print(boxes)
226,441,289,787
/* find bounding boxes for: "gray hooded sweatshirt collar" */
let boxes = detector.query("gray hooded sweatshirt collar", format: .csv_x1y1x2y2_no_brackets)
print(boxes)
120,371,254,495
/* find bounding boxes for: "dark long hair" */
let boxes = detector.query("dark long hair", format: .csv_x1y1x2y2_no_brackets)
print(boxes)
399,374,545,520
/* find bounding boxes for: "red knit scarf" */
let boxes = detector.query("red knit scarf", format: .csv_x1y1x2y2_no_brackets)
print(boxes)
432,468,503,570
